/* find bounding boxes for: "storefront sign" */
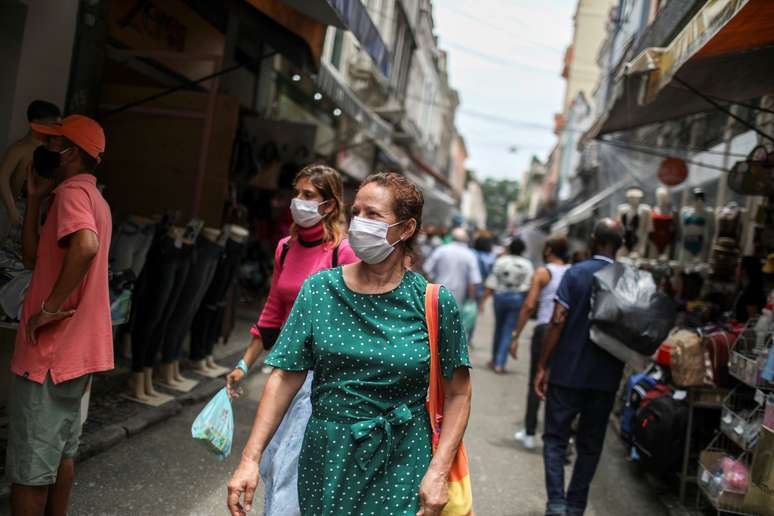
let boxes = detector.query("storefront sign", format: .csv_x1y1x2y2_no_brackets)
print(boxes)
109,0,225,83
658,157,688,186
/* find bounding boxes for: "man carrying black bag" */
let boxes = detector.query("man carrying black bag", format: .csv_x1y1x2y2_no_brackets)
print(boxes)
534,219,625,516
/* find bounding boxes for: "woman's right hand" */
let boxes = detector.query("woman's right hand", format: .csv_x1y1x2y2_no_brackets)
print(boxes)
227,456,261,516
226,368,245,399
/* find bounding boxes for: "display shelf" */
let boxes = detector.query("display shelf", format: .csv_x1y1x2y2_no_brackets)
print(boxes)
696,433,758,516
728,320,773,390
720,387,764,451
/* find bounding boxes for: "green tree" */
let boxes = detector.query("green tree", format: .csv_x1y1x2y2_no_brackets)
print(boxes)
481,178,519,234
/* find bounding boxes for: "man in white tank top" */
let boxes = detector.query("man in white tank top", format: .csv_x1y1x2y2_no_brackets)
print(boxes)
509,237,570,449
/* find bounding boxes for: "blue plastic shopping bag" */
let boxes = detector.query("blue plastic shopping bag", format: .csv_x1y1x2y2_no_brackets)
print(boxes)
461,300,478,334
191,388,234,460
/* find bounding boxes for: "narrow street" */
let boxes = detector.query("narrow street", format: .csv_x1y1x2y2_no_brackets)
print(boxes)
65,305,667,516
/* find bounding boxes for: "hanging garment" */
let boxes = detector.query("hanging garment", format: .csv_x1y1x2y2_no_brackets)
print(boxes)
716,204,742,242
649,212,675,256
682,211,706,256
621,211,640,252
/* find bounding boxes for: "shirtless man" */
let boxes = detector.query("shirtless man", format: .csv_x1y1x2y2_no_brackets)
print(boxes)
0,100,61,240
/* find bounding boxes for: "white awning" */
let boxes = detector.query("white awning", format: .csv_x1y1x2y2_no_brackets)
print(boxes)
550,178,630,234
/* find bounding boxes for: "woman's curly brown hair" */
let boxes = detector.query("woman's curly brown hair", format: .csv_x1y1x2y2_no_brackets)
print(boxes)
359,172,424,254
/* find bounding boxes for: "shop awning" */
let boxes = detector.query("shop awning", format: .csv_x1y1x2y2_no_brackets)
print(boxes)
276,0,391,76
589,0,774,137
550,178,630,234
245,0,328,68
317,62,393,143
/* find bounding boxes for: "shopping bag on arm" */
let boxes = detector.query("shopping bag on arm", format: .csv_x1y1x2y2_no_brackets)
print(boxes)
191,388,234,460
425,283,473,516
589,263,677,366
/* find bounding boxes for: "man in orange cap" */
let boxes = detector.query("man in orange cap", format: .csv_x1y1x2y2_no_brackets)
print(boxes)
7,115,113,516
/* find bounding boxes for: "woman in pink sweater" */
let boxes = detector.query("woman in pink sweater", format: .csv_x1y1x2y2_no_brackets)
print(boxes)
226,164,357,515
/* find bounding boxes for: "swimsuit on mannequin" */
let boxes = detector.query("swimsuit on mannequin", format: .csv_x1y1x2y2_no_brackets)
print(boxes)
710,203,744,281
617,187,652,259
648,187,676,260
679,188,715,266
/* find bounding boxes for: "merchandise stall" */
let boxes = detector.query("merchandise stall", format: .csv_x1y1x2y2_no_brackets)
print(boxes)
593,149,774,515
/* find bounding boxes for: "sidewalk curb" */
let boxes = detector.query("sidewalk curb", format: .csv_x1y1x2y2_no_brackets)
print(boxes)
77,371,229,461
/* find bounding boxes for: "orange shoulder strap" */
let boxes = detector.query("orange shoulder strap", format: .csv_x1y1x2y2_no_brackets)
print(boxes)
425,283,444,446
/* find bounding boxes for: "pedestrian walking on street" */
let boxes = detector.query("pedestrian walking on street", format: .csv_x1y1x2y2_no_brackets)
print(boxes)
468,233,496,341
227,172,472,516
534,219,625,516
480,237,534,374
7,116,111,516
225,164,357,516
424,227,482,308
510,236,569,450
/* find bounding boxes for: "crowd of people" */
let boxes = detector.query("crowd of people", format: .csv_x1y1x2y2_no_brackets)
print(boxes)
6,107,632,516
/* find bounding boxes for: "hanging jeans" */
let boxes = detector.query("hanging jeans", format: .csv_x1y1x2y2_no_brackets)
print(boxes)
131,237,193,372
109,220,156,278
525,323,548,436
189,238,245,361
491,291,525,369
161,238,224,363
260,372,313,516
543,385,616,516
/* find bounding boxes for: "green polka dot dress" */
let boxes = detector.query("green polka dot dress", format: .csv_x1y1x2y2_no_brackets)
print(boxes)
265,267,471,515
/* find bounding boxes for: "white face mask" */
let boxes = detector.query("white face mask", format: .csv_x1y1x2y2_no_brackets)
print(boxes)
291,198,328,228
348,216,405,264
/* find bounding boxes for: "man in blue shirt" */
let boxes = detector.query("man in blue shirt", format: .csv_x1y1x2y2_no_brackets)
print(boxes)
534,218,625,516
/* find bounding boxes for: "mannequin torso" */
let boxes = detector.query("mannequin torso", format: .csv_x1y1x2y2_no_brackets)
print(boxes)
648,188,676,260
679,201,715,264
617,202,652,259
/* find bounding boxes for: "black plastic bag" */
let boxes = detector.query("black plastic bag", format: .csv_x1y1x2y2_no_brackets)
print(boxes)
590,263,677,356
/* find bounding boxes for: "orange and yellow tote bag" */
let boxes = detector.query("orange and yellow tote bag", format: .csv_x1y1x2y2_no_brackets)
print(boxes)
425,283,474,516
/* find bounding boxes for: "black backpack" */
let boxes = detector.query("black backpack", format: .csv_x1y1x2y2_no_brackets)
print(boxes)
632,394,688,473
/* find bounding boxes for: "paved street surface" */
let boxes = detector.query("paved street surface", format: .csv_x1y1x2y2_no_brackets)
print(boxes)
64,302,668,515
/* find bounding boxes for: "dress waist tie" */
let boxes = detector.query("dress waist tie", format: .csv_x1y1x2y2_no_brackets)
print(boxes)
313,401,425,472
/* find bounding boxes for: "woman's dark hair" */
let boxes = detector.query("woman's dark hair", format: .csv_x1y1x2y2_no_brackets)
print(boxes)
360,172,423,253
544,236,569,262
508,237,526,256
473,235,493,253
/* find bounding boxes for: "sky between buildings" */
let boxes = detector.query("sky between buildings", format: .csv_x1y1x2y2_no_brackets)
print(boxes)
434,0,576,181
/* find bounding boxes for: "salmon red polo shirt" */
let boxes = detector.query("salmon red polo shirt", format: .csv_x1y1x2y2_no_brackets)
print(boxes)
12,174,114,384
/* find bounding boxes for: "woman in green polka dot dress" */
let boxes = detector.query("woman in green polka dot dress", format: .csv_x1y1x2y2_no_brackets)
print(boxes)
228,173,473,516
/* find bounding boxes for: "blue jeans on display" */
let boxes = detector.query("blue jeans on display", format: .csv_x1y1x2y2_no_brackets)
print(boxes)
260,371,313,516
543,384,616,516
491,291,525,368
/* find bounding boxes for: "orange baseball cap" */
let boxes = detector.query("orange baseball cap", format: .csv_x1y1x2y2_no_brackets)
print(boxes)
31,115,105,162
